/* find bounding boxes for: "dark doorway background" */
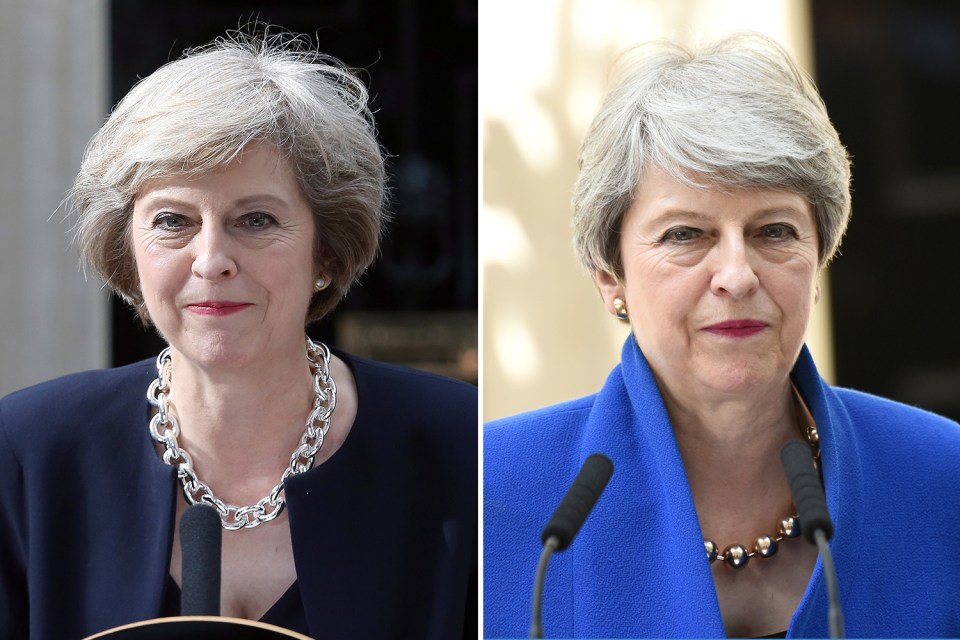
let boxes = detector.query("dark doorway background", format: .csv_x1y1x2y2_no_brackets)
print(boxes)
109,1,477,383
812,2,960,421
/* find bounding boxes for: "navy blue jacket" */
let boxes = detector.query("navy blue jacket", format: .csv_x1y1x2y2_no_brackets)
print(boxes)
0,351,477,640
485,338,960,638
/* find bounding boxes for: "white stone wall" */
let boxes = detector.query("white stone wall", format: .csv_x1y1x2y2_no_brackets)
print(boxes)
0,0,108,396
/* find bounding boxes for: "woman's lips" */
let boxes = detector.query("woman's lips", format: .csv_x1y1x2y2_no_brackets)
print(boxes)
186,301,252,316
703,319,768,338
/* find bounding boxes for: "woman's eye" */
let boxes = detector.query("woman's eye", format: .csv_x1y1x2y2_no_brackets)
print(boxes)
761,224,797,240
154,213,187,230
661,227,701,243
242,212,276,229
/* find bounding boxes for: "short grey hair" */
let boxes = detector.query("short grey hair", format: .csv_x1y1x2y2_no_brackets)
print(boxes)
72,31,386,324
573,32,851,278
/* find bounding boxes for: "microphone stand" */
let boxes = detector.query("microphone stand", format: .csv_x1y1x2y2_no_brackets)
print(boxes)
814,529,844,639
530,537,559,639
781,439,844,639
529,453,613,639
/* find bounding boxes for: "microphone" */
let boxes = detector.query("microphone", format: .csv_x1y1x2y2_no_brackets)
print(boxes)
530,453,614,638
780,439,844,638
180,503,222,616
540,453,614,551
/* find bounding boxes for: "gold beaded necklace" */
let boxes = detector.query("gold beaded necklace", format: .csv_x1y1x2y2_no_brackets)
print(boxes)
703,387,821,570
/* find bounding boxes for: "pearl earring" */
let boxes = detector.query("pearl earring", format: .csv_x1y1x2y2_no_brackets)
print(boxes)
314,276,330,292
613,297,628,320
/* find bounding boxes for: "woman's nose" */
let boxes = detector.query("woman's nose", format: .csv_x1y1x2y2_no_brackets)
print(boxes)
709,237,759,299
191,225,237,281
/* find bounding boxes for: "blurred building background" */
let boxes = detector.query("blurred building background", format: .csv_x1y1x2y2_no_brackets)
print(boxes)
482,0,960,422
0,0,477,397
0,0,107,397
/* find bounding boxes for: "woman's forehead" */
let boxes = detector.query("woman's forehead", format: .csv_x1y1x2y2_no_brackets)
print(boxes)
630,166,813,221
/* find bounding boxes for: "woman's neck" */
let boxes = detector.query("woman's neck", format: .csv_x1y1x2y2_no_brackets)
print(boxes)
150,339,358,510
664,376,799,467
663,376,805,543
170,349,313,433
161,343,317,497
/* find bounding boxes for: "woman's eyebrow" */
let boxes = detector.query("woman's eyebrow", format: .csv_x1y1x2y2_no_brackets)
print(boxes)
644,209,712,227
136,193,293,210
644,205,809,228
230,194,293,209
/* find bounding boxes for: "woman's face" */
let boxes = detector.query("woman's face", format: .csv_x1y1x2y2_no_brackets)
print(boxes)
594,166,820,399
131,142,317,369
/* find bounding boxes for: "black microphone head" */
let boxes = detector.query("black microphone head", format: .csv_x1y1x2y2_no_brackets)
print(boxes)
780,439,833,543
541,453,614,550
180,502,222,616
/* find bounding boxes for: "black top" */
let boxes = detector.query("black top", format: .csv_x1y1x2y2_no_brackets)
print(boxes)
0,350,477,640
162,577,308,635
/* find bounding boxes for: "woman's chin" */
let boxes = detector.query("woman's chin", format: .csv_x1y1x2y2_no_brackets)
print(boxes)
691,358,786,397
169,335,256,370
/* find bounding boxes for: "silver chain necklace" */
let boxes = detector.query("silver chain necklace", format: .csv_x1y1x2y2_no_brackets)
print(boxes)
146,337,337,530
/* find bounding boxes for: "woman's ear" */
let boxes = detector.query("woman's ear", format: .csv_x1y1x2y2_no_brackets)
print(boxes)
593,270,626,317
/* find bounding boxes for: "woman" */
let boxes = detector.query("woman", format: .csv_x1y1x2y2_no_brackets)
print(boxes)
0,33,476,640
484,32,960,638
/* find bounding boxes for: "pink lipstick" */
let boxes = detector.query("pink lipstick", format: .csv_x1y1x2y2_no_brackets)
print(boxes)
186,301,251,317
704,319,768,338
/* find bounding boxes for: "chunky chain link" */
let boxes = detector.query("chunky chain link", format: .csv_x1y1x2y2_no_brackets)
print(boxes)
147,337,336,530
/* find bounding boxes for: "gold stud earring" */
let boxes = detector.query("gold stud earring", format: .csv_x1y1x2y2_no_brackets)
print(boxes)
613,297,628,320
314,276,330,292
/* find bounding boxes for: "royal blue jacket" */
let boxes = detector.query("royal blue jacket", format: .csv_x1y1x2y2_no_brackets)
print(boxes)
0,351,477,640
484,338,960,638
